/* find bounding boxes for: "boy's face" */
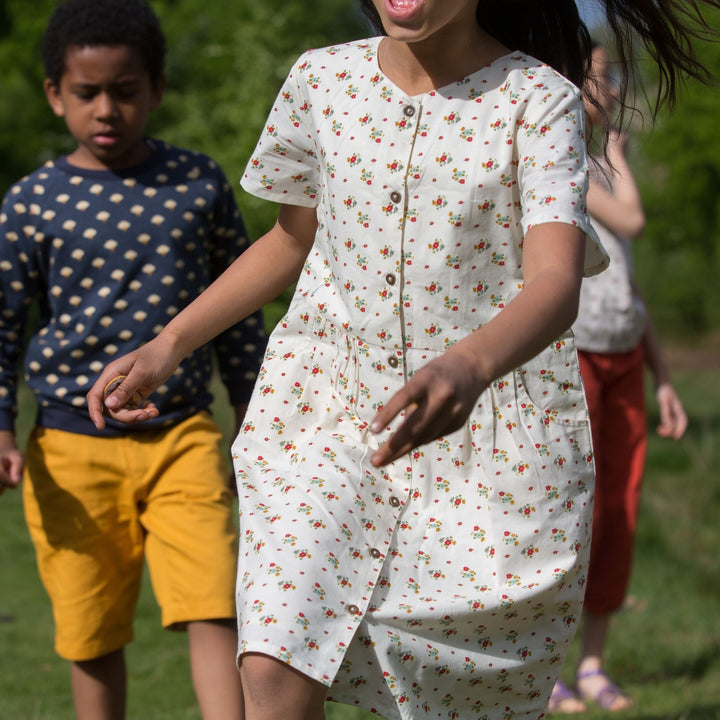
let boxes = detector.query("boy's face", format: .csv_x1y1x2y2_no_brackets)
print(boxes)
44,44,165,171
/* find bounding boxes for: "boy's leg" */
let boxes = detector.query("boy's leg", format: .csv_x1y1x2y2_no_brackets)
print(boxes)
188,619,244,720
240,653,327,720
23,428,145,720
140,413,243,719
71,649,126,720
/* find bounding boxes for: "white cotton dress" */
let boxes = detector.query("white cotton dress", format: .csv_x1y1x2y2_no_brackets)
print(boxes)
233,38,608,720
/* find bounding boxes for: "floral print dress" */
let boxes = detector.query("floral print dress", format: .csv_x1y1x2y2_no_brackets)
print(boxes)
233,38,607,720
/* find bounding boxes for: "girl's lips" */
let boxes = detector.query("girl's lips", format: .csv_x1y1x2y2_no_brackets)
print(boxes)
385,0,424,22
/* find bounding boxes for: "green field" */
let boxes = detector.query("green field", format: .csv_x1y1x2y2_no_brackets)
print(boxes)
1,364,718,719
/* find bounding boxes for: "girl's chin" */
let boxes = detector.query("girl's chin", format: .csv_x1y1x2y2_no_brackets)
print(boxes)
383,0,425,23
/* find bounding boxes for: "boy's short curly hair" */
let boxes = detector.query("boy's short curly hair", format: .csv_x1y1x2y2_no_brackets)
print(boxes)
42,0,166,88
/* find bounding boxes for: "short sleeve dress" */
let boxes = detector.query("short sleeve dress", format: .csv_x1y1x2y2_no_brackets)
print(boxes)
234,38,607,720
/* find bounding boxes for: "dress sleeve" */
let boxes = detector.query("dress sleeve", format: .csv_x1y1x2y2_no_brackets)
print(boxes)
240,52,321,207
516,76,609,277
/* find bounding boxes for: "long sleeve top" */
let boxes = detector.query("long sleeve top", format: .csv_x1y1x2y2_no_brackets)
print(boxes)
0,139,266,436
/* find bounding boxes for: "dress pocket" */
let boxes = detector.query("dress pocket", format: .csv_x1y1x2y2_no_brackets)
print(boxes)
514,333,589,429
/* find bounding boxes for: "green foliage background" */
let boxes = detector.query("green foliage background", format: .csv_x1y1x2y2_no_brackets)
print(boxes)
0,0,368,288
2,0,719,341
0,2,718,718
634,9,720,339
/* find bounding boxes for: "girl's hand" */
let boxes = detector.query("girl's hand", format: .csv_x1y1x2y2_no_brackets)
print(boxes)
367,223,585,468
655,382,688,440
607,126,628,154
369,346,487,466
86,335,181,430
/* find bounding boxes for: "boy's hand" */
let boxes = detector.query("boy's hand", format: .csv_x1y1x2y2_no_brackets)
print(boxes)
369,347,487,467
0,431,24,495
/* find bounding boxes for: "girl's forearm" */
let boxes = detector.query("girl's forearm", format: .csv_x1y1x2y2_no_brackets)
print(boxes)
160,206,317,359
368,223,586,467
453,223,585,385
641,316,672,389
588,136,645,238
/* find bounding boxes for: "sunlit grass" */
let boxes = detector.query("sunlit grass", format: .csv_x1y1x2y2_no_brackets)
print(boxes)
1,365,718,719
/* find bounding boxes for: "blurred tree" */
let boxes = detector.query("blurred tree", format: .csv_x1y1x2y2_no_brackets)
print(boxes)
0,0,368,236
0,0,62,190
0,0,368,329
2,0,719,339
633,10,720,338
152,0,369,240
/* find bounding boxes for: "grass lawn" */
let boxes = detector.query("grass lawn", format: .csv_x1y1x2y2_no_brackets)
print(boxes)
1,362,718,719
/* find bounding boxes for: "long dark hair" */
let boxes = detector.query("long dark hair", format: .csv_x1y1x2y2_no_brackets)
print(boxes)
359,0,718,117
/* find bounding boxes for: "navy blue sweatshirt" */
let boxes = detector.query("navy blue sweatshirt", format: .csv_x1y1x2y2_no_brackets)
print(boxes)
0,139,266,436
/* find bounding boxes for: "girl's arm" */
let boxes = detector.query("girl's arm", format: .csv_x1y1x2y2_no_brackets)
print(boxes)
587,129,646,239
627,275,687,440
370,222,585,466
632,277,688,440
642,317,688,440
86,204,318,429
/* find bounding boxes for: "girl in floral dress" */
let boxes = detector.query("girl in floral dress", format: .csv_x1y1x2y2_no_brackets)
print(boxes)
88,1,718,718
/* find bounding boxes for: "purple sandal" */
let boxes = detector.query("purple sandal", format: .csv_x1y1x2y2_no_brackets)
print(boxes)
548,679,586,713
576,669,634,711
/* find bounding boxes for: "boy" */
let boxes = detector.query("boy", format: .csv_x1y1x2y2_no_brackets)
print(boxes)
0,1,265,718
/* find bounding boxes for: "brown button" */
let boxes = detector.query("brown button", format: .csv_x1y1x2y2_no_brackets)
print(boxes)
388,356,399,368
389,496,401,508
390,190,402,204
370,548,382,559
346,604,361,616
385,272,396,286
403,105,415,117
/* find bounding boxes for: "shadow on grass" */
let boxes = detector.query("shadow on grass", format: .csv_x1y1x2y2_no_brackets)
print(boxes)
632,703,720,720
649,641,720,684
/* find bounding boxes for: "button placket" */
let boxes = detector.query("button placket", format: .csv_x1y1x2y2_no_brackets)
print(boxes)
394,99,421,386
344,485,402,621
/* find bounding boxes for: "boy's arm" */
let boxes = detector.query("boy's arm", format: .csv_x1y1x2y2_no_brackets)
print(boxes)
0,430,24,494
208,173,267,408
0,186,40,442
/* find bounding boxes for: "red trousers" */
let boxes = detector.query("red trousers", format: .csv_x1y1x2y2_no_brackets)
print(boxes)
579,344,647,615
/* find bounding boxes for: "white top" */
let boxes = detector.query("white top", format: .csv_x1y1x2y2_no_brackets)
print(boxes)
572,159,648,353
234,38,603,720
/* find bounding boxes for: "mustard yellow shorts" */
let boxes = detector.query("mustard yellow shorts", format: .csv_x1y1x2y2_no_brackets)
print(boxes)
23,411,238,662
